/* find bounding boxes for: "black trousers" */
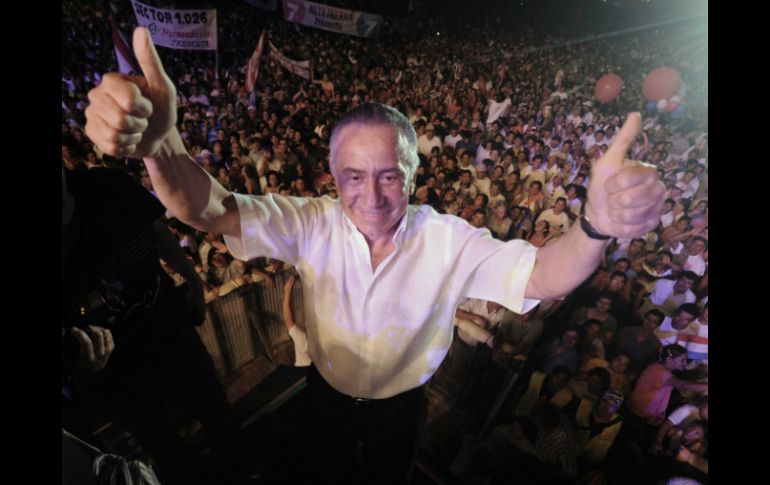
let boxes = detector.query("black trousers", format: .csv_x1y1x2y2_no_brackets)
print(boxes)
303,364,428,485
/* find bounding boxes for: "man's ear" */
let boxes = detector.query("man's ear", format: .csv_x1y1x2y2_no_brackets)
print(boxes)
409,170,418,195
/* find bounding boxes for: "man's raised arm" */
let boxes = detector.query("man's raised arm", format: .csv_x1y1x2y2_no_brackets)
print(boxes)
85,27,240,238
526,112,665,300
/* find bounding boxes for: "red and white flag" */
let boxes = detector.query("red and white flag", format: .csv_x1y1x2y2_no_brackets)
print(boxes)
110,17,139,75
246,30,267,93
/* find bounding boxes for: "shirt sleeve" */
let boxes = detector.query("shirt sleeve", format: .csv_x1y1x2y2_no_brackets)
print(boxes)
223,193,320,264
460,234,540,314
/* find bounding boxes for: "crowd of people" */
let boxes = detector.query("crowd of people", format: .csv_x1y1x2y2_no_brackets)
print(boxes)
62,1,707,484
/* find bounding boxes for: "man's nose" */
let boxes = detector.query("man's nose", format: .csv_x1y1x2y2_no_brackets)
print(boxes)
364,179,383,207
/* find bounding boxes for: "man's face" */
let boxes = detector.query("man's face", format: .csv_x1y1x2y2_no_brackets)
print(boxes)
549,373,568,391
689,240,706,256
629,241,644,256
673,309,697,330
674,277,694,293
610,355,630,374
332,123,410,242
642,312,663,332
561,331,579,348
608,275,625,292
667,353,688,371
596,297,611,313
553,199,566,214
471,212,486,228
415,186,429,203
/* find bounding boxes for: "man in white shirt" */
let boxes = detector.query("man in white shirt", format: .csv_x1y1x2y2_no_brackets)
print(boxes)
444,124,463,149
544,173,567,210
84,29,665,483
682,237,707,276
473,163,492,196
660,198,676,228
641,272,697,317
417,123,442,157
537,197,571,234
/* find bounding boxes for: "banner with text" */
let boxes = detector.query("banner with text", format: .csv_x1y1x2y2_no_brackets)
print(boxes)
268,41,311,79
131,0,217,51
281,0,382,39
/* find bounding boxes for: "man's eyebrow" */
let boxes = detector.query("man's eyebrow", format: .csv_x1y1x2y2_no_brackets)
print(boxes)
341,168,364,175
341,168,403,176
378,168,402,175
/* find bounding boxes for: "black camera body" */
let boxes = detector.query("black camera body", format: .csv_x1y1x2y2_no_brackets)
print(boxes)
67,279,128,330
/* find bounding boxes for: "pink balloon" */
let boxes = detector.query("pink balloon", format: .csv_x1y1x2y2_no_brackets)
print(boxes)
594,73,624,103
643,67,682,101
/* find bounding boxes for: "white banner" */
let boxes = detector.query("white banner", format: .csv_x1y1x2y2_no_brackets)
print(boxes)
131,0,217,51
268,41,311,79
281,0,382,39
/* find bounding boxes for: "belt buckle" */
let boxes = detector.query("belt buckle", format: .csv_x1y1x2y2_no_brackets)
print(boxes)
354,397,370,405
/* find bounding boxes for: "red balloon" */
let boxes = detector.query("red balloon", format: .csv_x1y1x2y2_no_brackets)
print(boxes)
594,73,624,103
643,67,681,101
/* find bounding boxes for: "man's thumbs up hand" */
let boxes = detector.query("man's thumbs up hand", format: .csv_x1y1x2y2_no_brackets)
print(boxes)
584,112,665,239
85,28,177,158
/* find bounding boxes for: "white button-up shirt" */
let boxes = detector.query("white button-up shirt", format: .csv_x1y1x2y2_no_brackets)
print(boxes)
225,194,538,398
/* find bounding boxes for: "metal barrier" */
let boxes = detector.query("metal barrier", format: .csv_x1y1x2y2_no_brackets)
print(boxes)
195,272,305,378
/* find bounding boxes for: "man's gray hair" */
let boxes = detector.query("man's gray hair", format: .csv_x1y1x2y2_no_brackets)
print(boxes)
329,103,419,181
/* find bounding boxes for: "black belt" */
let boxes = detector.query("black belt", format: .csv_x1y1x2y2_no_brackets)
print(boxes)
308,364,426,405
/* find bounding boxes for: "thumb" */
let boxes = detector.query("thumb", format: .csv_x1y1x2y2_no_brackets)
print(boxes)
133,27,168,90
595,112,642,172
